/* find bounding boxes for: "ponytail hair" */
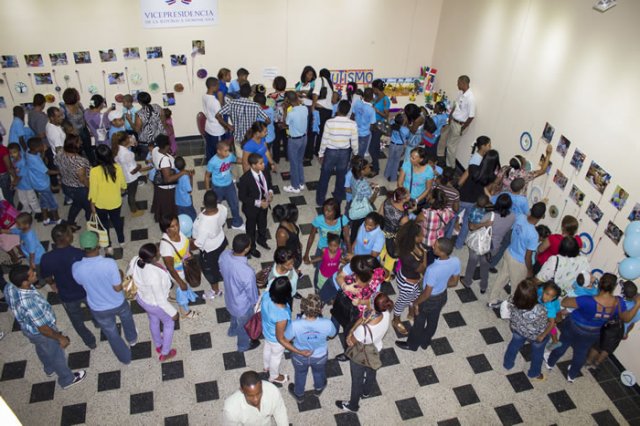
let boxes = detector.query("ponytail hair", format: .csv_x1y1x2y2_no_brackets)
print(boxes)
346,82,358,102
471,136,491,155
242,121,268,147
137,243,158,268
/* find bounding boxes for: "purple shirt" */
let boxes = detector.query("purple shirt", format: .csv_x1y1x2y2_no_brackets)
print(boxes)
219,250,259,317
83,110,110,144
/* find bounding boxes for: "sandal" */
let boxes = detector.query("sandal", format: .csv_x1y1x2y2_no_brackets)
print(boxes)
182,310,199,319
392,320,408,335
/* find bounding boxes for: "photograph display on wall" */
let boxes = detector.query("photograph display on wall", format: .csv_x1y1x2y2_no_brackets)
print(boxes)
34,73,53,85
542,122,555,142
0,55,19,68
123,47,140,60
24,54,44,67
586,201,604,224
100,50,117,62
192,40,205,55
146,46,163,59
170,54,187,66
605,221,623,245
629,203,640,222
553,169,568,190
73,51,92,64
585,161,611,194
162,92,175,107
49,53,68,66
570,148,586,171
610,185,629,211
556,135,571,158
539,154,552,175
569,185,585,206
108,72,125,85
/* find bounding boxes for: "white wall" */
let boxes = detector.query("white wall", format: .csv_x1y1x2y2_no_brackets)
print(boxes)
0,0,442,137
431,0,640,374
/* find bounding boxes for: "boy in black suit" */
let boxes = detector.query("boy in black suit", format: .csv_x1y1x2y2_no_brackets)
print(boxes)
237,153,272,258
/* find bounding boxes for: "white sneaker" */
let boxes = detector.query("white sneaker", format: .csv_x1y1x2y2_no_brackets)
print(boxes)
0,331,4,341
283,185,300,194
63,370,87,389
543,351,553,370
203,289,216,300
298,184,305,191
566,364,575,383
231,224,246,231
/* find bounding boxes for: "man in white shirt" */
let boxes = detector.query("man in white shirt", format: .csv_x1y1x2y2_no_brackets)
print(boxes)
222,370,288,426
202,77,228,162
315,100,358,206
45,107,65,156
439,75,476,168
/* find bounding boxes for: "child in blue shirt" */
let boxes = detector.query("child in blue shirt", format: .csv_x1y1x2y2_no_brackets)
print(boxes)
108,110,126,139
353,88,377,159
469,194,490,224
491,178,530,216
353,212,385,257
122,94,139,132
254,93,275,145
8,143,41,215
26,138,61,225
537,281,562,350
569,271,598,297
384,114,409,182
174,156,196,221
204,139,244,229
1,213,46,273
228,68,249,98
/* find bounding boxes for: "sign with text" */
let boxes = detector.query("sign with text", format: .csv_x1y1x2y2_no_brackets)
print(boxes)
141,0,218,28
330,69,374,86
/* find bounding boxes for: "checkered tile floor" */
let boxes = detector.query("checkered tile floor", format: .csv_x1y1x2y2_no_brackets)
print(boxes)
0,143,638,425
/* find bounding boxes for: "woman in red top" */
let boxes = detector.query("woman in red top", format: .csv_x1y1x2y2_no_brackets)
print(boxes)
537,215,582,268
0,143,15,203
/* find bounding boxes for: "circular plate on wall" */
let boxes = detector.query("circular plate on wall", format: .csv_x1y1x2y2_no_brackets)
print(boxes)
549,205,559,218
130,72,142,85
196,68,208,79
88,84,99,95
591,268,604,282
114,93,124,103
173,83,184,93
520,131,533,152
149,82,160,92
622,371,637,387
528,185,543,205
45,94,56,103
14,82,28,94
579,232,594,254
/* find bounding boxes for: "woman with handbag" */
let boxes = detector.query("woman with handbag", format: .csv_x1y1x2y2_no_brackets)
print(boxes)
416,189,455,266
83,94,114,147
369,79,390,176
273,203,303,270
535,237,591,296
461,194,515,293
397,147,434,209
54,135,91,230
267,247,300,299
336,293,394,413
60,88,95,164
151,135,191,223
378,187,412,276
545,272,640,382
129,243,178,362
311,68,334,156
159,214,200,319
348,157,379,244
134,91,166,161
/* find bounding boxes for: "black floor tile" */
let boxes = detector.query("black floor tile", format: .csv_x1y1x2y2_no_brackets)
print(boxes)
443,311,466,328
195,380,219,402
29,381,56,403
413,365,439,386
547,390,576,413
466,354,492,374
299,223,314,235
197,181,206,191
379,348,399,367
190,332,212,351
395,397,423,420
130,391,154,414
589,360,619,382
297,275,312,290
289,195,307,206
557,360,584,379
12,318,21,332
506,372,533,393
455,287,477,303
334,412,361,426
452,384,480,406
67,350,90,369
223,351,246,370
111,247,124,260
164,414,189,426
216,307,231,323
479,327,504,344
306,181,319,190
60,402,87,426
131,341,152,360
161,360,184,381
296,392,321,412
494,403,523,426
193,157,204,166
431,337,453,356
280,171,290,180
1,360,27,381
591,410,620,426
130,228,148,241
97,370,121,392
613,396,640,420
379,281,396,296
47,291,61,306
272,185,281,195
437,418,461,426
325,359,343,378
599,378,635,401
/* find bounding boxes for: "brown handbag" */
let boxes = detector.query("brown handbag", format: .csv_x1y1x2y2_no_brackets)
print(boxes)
162,238,202,287
345,323,382,370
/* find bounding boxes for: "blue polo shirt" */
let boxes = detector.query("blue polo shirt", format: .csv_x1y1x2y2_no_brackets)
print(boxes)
285,317,337,358
25,152,50,191
261,292,291,343
258,107,275,143
491,192,529,215
72,256,124,311
9,118,33,145
352,99,376,137
229,79,240,94
423,257,460,296
243,140,269,167
508,214,539,264
10,228,45,265
13,155,32,190
624,300,640,334
123,107,138,131
286,105,308,138
207,153,236,187
354,224,385,255
108,125,126,138
373,96,390,122
391,127,410,145
175,174,192,207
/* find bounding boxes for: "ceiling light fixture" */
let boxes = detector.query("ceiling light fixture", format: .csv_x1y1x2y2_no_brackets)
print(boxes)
593,0,617,12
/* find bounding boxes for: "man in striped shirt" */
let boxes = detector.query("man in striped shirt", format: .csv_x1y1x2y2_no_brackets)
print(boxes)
315,100,358,206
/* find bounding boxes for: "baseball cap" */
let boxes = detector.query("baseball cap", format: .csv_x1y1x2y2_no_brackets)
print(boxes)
108,109,123,122
79,231,99,249
300,294,322,317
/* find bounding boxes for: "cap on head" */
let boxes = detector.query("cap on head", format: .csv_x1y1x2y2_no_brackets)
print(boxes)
79,231,99,250
108,110,123,122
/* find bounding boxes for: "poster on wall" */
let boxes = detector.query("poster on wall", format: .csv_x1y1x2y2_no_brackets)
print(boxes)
123,48,141,60
420,66,438,93
330,69,374,87
34,73,53,85
146,47,163,59
585,161,611,194
553,169,568,190
604,221,623,245
1,55,18,68
108,72,125,85
24,54,44,67
586,202,604,224
629,203,640,221
542,122,555,142
569,185,585,206
570,148,586,171
192,40,205,55
100,50,117,62
556,135,571,157
170,54,187,66
162,92,175,107
73,51,92,64
140,0,218,28
381,77,422,97
49,53,68,66
610,185,629,211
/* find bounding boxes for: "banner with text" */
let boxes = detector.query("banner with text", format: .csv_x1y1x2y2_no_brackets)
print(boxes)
141,0,218,28
330,69,374,87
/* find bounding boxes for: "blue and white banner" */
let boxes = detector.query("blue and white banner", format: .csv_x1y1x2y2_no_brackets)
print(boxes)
141,0,218,28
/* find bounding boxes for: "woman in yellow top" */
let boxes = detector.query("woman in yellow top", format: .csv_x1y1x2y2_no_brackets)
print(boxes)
89,144,127,250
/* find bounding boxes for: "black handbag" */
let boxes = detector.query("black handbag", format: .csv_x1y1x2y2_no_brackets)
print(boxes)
330,290,359,331
600,299,624,349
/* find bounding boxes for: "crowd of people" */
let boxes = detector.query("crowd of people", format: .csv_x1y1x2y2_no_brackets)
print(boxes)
0,67,639,424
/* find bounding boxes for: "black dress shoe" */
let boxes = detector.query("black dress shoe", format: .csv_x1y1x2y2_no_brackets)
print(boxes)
335,353,349,362
489,267,498,274
257,241,271,250
395,340,417,351
249,249,261,258
293,292,303,299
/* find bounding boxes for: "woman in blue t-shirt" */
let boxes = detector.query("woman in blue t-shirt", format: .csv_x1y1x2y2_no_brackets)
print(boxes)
397,147,434,207
241,121,276,187
545,273,640,382
369,79,390,175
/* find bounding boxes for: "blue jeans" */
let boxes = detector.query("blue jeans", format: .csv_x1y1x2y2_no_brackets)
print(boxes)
316,148,351,206
63,185,91,225
384,143,405,182
287,135,307,189
62,298,97,348
204,132,226,163
292,353,328,397
177,204,197,221
455,201,475,250
547,316,601,380
357,134,372,158
503,330,549,378
37,189,58,210
213,183,243,227
91,300,137,364
23,329,75,387
228,306,254,352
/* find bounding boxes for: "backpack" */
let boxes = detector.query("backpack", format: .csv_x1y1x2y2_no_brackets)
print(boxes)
466,212,494,255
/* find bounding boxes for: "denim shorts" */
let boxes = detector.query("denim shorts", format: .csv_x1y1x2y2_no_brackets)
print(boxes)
37,189,58,210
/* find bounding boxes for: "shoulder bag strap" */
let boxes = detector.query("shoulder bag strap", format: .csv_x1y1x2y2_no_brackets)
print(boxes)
161,238,184,260
409,166,414,194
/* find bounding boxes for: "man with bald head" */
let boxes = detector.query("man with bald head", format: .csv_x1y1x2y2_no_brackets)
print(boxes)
222,370,288,425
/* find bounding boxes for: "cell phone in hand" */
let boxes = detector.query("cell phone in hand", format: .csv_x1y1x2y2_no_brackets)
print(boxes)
111,103,116,108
